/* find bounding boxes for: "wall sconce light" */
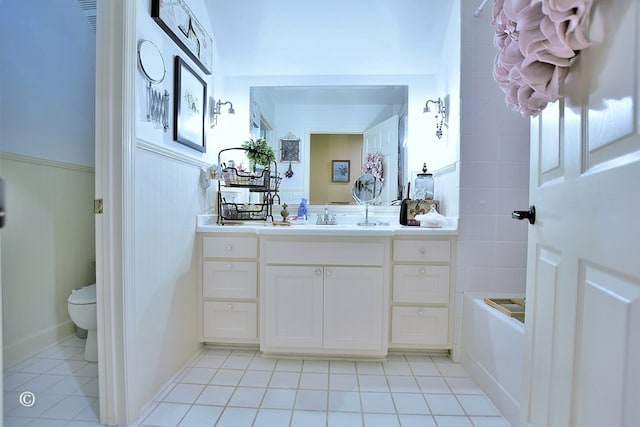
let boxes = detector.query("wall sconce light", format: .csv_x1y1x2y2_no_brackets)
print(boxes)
423,97,448,139
210,98,235,127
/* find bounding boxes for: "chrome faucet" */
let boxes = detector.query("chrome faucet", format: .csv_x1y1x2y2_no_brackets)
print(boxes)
316,205,337,225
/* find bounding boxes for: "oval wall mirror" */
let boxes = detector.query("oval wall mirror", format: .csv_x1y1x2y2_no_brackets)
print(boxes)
137,40,165,84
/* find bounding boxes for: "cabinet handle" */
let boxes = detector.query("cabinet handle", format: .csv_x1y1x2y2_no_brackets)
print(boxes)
315,268,323,276
225,244,233,252
325,268,332,276
417,308,425,316
419,267,426,275
418,247,426,256
227,304,234,310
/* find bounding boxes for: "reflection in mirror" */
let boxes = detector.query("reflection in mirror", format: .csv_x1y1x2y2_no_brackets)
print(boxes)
352,173,382,226
249,85,408,206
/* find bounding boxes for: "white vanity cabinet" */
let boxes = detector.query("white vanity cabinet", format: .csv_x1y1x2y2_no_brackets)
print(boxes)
390,237,455,349
201,235,259,343
260,236,389,357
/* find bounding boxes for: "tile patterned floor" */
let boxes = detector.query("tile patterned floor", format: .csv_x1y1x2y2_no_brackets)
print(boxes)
4,338,511,427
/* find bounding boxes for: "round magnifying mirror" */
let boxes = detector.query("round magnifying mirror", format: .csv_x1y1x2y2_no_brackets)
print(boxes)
352,173,382,204
137,40,165,84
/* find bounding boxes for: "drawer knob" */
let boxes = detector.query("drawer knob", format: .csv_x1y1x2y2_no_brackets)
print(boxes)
419,267,426,275
225,263,233,270
227,304,234,310
225,244,233,252
418,248,426,256
418,308,425,316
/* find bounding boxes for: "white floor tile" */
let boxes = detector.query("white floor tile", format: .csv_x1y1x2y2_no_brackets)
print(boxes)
360,392,396,414
433,415,474,427
392,392,430,414
398,414,438,427
416,376,451,394
362,412,400,427
328,390,362,412
269,371,300,388
328,411,363,426
358,374,389,392
177,404,223,426
5,339,513,427
164,383,205,404
142,402,191,427
456,394,501,416
469,416,512,427
329,373,359,391
210,369,243,386
179,367,216,384
290,410,327,427
195,385,233,406
215,407,257,427
329,360,357,374
275,359,303,372
253,408,292,427
294,389,327,411
445,377,484,394
387,375,421,393
425,394,465,415
239,370,272,388
228,386,265,408
299,372,328,390
261,388,296,410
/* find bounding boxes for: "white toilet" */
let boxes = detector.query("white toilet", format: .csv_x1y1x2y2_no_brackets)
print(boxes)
67,283,97,362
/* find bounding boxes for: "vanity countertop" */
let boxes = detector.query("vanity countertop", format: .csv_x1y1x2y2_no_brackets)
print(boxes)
196,215,458,236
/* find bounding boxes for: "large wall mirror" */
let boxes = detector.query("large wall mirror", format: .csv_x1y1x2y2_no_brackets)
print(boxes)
250,85,408,206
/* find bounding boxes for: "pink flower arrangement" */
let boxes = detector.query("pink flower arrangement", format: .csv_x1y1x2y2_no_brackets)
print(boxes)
492,0,593,116
362,152,384,185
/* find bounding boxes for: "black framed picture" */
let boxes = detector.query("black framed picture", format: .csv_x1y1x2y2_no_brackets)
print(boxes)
331,160,350,183
173,56,206,153
151,0,213,75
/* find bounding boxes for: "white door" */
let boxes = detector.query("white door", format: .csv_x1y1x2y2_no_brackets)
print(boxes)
262,266,323,349
363,115,399,202
323,266,384,351
520,1,640,426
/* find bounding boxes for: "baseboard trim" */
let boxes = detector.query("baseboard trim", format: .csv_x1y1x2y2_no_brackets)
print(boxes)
3,320,75,368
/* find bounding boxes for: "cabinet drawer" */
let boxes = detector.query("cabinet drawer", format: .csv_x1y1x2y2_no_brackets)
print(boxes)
203,261,257,299
264,240,385,266
203,301,257,339
391,306,449,346
203,236,257,259
393,265,450,304
393,240,450,262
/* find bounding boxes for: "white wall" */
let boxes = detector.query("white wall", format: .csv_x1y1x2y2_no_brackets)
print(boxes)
453,2,530,358
0,0,96,366
127,0,217,416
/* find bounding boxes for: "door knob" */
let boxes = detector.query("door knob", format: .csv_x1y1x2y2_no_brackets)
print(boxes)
512,205,536,225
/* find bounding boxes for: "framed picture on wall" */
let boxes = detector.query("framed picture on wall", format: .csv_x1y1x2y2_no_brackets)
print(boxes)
331,160,350,183
174,56,206,152
151,0,213,75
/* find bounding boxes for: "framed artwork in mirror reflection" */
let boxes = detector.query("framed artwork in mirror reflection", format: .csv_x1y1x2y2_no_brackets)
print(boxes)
331,160,350,183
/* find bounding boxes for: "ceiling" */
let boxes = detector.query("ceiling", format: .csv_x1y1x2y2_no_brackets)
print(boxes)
205,0,455,76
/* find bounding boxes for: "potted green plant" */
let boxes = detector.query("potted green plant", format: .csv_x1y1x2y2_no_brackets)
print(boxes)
241,137,276,172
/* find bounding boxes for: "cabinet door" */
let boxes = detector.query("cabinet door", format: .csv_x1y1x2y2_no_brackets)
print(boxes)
324,267,384,351
263,266,323,349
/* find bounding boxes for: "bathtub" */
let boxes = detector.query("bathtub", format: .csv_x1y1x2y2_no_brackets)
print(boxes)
461,292,525,427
